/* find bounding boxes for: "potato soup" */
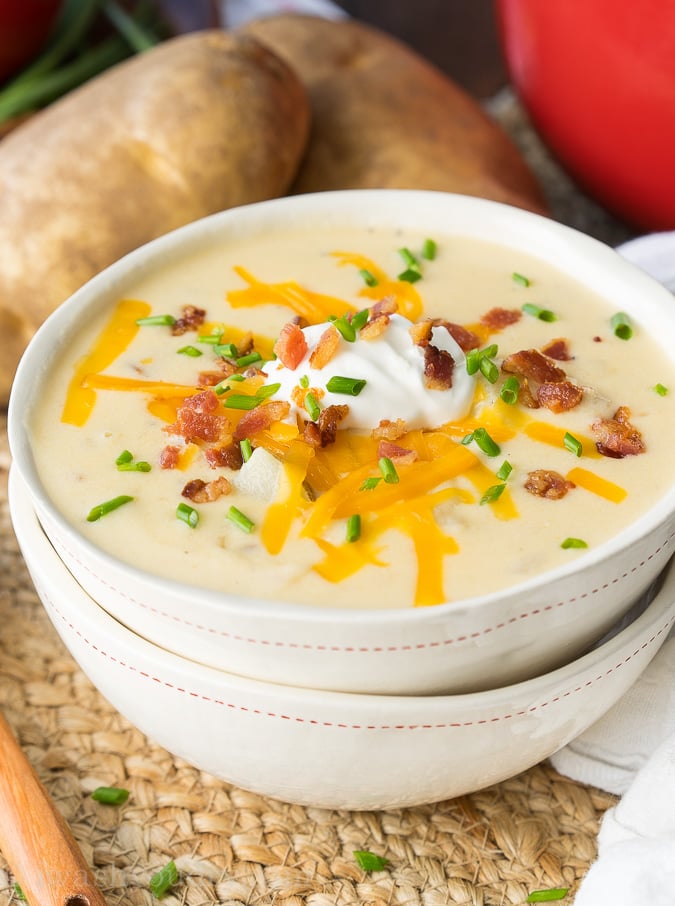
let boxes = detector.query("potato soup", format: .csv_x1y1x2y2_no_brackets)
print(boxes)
30,227,675,609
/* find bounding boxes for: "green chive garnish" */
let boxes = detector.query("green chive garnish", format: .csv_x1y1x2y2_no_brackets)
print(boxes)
135,314,176,327
305,391,321,421
198,333,223,345
229,373,245,383
463,427,501,457
563,432,583,457
500,375,520,405
480,483,506,505
378,456,399,484
359,269,378,287
236,351,263,368
299,374,310,389
479,356,499,384
256,382,281,399
115,450,133,465
346,514,361,543
350,309,370,331
326,376,367,396
467,344,499,383
86,495,133,522
512,272,530,287
176,502,199,529
117,461,152,473
240,438,253,462
227,506,255,533
654,383,669,396
223,395,260,410
91,786,130,805
465,348,480,375
353,850,389,872
398,268,422,283
360,476,382,490
526,888,569,902
561,537,588,549
149,860,179,899
522,302,557,322
13,883,26,900
177,345,202,357
398,247,419,269
496,461,512,481
611,311,633,340
214,342,238,358
214,381,230,396
333,316,357,342
421,238,437,261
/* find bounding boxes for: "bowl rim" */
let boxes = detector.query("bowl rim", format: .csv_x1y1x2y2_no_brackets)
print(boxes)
8,189,675,625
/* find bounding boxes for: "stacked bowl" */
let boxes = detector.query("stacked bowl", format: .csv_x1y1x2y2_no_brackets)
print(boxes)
8,191,675,809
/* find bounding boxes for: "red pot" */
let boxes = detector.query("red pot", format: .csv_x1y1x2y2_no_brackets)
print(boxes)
0,0,62,84
496,0,675,230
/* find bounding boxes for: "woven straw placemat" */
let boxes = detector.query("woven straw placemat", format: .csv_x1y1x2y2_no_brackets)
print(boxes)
0,410,617,906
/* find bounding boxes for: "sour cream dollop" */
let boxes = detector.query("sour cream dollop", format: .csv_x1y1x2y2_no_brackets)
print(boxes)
263,314,476,430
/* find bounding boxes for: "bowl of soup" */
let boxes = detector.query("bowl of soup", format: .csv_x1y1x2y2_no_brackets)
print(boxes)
9,465,675,810
8,190,675,694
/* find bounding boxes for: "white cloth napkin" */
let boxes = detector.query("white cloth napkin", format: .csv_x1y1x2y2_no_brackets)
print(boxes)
550,231,675,905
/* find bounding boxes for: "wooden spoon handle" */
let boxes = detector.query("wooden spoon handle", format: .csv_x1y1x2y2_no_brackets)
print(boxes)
0,710,107,906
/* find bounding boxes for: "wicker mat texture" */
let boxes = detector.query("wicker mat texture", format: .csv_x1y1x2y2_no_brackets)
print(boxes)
0,410,617,906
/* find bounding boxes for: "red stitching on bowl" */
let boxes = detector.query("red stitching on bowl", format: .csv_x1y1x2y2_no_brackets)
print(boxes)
49,532,673,655
39,588,675,730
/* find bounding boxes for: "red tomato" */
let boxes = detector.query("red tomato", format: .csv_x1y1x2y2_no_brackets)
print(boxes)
496,0,675,231
0,0,62,84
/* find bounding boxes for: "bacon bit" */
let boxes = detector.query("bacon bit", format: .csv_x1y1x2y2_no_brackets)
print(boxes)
409,319,433,347
360,313,390,340
171,305,206,336
274,321,307,370
524,469,575,499
372,418,409,441
480,307,522,331
204,443,243,470
234,331,254,356
432,319,481,352
181,475,232,503
502,348,567,384
541,338,573,361
370,296,398,318
165,391,230,443
423,344,455,390
302,404,349,448
537,380,584,413
377,440,418,464
159,445,180,469
309,324,340,369
198,360,236,386
517,380,539,409
592,406,646,458
233,400,291,441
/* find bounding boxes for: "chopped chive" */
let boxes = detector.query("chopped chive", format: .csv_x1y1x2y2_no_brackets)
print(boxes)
398,247,419,267
86,495,133,522
227,505,255,533
214,342,238,358
378,456,399,484
149,860,179,899
346,514,361,543
465,348,480,375
117,461,152,473
176,502,199,529
500,375,520,405
496,460,513,481
398,268,422,283
563,432,583,457
256,382,281,399
482,344,499,358
353,850,389,872
561,537,588,549
299,374,310,389
461,431,475,446
479,357,499,384
326,375,367,396
223,395,260,410
480,483,506,505
214,381,230,396
229,373,245,383
333,316,357,342
467,344,499,382
305,391,321,421
359,268,378,287
13,883,26,900
236,351,263,368
350,309,370,331
526,887,569,902
522,302,557,322
421,238,437,261
176,345,202,357
471,427,501,457
512,271,531,287
611,311,633,340
198,333,223,345
360,476,382,490
135,314,176,327
240,438,253,462
654,383,669,396
91,786,130,805
115,449,133,465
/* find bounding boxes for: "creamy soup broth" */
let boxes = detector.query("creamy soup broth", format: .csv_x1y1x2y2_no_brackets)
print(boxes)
30,227,675,609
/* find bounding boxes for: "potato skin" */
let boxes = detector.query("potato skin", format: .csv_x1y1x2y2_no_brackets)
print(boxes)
241,15,547,211
0,30,310,405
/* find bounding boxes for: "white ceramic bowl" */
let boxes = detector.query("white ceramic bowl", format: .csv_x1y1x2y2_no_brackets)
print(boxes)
9,466,675,810
7,191,675,695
